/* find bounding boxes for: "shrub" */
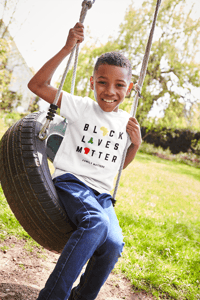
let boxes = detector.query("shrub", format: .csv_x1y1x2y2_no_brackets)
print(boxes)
141,127,200,155
139,142,200,168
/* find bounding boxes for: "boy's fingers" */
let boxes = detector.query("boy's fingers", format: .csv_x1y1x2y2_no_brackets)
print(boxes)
127,119,140,128
129,117,139,124
72,31,84,39
74,22,84,29
69,29,84,43
70,25,84,34
70,23,84,42
74,25,84,33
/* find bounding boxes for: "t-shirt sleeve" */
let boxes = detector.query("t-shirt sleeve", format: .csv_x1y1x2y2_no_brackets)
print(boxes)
60,91,90,122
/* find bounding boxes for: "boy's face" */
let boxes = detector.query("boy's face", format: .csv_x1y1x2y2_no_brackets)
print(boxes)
90,64,133,113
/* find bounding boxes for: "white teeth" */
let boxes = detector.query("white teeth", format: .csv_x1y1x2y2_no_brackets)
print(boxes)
103,99,115,103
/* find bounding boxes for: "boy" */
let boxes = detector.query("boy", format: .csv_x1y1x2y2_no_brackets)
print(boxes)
28,22,142,300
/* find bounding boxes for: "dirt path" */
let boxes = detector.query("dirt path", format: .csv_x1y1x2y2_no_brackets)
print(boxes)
0,236,154,300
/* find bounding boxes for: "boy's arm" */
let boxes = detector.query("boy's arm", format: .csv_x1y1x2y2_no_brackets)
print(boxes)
123,117,142,169
28,22,84,108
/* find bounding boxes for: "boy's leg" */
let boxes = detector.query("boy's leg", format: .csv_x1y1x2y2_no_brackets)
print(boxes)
69,193,124,300
37,173,110,300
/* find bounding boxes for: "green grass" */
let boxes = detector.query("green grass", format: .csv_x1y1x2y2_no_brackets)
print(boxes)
0,117,200,299
0,153,199,299
0,117,28,239
115,153,200,299
0,115,8,139
0,185,31,240
139,141,200,168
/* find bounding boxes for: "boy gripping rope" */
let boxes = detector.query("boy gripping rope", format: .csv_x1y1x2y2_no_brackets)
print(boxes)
28,22,142,300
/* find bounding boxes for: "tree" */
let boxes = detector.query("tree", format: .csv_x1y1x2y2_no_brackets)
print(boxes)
0,0,21,38
0,30,20,112
63,0,200,128
0,0,28,113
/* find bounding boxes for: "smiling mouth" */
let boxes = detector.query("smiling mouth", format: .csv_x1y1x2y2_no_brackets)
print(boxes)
102,99,116,103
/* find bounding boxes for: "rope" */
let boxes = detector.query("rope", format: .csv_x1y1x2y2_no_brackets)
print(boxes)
38,0,95,140
112,0,162,200
71,1,96,93
38,0,162,202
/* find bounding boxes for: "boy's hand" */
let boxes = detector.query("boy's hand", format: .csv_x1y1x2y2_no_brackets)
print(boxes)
126,117,142,148
65,22,84,50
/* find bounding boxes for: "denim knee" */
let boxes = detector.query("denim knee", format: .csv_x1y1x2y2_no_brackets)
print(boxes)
79,211,110,248
93,212,110,235
106,233,124,259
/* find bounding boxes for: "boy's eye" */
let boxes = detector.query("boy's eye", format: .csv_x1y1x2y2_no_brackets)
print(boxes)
117,84,125,87
98,81,106,85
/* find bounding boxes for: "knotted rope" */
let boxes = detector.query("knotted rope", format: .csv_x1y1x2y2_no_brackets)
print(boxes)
39,0,95,140
112,0,162,200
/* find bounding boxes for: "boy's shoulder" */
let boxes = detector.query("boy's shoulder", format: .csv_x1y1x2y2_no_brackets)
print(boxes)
62,90,92,102
62,90,94,108
117,108,131,119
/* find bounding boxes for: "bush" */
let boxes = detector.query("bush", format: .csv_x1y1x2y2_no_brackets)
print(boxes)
141,127,200,156
4,112,26,127
139,142,200,168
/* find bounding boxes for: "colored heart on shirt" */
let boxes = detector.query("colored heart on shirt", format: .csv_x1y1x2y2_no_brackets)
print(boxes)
84,147,90,154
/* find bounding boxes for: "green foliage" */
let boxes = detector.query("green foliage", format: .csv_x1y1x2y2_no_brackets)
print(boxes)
0,21,22,112
4,111,24,126
0,185,30,240
139,141,200,168
28,95,40,113
141,125,200,157
0,113,8,138
186,102,200,131
63,0,200,129
118,0,200,124
0,37,13,112
0,149,199,298
115,152,200,299
0,245,9,252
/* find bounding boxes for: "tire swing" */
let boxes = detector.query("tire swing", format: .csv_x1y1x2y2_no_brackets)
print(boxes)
0,1,95,253
0,112,69,253
0,0,162,253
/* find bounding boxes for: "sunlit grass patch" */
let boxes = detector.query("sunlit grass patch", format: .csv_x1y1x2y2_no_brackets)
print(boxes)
0,185,30,240
0,116,8,139
0,112,200,299
115,152,200,299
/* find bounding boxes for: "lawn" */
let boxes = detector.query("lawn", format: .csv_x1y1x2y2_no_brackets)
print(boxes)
0,117,199,299
115,153,200,299
0,116,8,139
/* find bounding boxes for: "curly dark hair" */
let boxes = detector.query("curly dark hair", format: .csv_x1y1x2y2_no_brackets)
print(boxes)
94,51,132,80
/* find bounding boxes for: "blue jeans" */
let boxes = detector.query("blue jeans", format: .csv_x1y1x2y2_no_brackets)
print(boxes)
37,173,124,300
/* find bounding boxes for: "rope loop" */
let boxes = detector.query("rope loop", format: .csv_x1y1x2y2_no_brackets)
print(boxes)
134,82,142,97
82,0,93,9
38,0,95,140
80,0,93,23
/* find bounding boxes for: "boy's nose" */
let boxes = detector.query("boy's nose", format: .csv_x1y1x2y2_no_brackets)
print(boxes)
105,84,115,96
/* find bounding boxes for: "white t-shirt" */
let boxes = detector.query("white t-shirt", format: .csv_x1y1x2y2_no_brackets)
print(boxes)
52,91,131,194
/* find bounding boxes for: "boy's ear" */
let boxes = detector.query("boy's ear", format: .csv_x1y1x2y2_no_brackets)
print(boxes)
90,76,94,90
126,82,134,96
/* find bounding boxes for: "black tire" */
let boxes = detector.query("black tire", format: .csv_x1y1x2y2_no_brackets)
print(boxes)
0,112,75,253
